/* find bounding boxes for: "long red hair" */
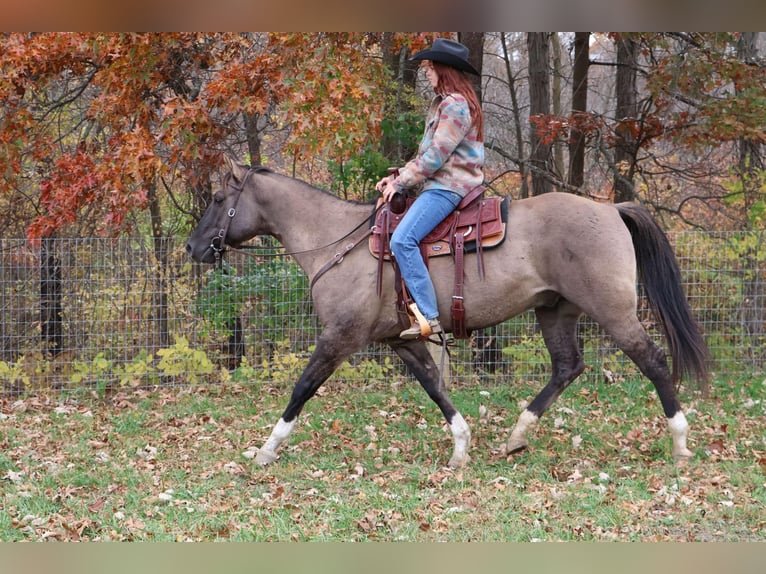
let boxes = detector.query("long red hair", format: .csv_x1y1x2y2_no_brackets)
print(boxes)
432,62,484,141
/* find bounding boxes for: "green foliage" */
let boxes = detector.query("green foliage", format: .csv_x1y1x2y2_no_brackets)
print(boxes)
501,336,549,376
247,257,311,335
327,100,422,200
253,339,308,385
380,109,424,160
0,357,32,388
156,335,214,385
194,258,311,340
722,166,766,227
68,352,113,385
194,266,253,334
229,355,258,384
113,350,157,387
336,356,396,383
672,230,766,371
327,146,391,200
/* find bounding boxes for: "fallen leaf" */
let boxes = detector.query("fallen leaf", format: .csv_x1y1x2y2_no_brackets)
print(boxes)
705,439,725,454
3,470,25,482
88,498,106,513
567,468,583,483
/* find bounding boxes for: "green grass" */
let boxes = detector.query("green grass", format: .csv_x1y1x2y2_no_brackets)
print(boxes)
1,373,764,541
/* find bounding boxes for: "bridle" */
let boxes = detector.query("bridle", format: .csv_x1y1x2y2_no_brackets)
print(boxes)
210,169,254,266
208,167,384,286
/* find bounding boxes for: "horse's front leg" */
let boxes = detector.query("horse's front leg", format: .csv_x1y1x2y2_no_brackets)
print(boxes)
255,336,352,466
391,339,471,468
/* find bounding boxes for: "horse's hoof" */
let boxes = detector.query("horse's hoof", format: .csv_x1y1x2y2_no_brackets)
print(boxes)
448,454,470,469
504,438,528,456
254,449,279,466
673,447,693,463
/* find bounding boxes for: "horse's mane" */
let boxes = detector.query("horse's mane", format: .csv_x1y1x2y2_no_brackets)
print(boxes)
247,164,372,206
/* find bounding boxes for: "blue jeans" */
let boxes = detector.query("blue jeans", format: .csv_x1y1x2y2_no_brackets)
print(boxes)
390,189,462,320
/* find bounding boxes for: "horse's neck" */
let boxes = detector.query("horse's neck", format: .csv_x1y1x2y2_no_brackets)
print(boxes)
265,177,370,272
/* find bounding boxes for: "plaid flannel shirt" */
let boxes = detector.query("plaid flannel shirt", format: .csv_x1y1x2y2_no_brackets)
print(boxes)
393,93,484,198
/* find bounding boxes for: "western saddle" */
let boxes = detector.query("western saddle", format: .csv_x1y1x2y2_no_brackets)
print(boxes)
369,186,509,339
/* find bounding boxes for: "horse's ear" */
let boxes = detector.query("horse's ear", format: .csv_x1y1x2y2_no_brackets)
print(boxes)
225,156,248,181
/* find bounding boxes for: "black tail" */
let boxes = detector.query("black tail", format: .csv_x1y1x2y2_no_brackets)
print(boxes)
616,203,710,395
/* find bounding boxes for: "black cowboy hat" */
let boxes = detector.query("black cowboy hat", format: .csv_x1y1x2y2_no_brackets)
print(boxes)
410,38,479,76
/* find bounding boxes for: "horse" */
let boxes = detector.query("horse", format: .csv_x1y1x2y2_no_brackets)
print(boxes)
186,159,710,469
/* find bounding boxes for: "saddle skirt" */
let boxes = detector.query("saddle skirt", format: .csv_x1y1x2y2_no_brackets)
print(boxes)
369,193,509,260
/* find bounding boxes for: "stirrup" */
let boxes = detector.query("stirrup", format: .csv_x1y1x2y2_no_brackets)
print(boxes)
400,303,442,339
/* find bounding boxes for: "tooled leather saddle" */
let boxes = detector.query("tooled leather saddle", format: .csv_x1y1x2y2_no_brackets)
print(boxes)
369,186,509,338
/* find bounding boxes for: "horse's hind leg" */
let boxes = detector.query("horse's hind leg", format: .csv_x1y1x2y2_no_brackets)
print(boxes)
506,301,586,456
603,317,693,460
391,339,471,468
255,332,355,466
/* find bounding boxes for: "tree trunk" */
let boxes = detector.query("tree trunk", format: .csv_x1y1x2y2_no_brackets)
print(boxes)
225,315,245,371
40,235,63,357
550,33,565,182
613,34,639,203
736,32,763,219
243,111,263,166
147,181,170,350
527,32,553,195
458,32,484,103
735,32,765,366
500,33,528,198
568,32,589,190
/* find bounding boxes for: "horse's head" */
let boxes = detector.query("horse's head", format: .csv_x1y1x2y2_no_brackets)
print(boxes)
186,159,265,264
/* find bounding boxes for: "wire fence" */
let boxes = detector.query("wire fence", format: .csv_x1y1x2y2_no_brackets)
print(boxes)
1,231,764,396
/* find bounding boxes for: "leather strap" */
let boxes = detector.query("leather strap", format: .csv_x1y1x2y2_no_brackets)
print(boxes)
376,207,390,297
451,230,467,339
456,185,486,210
310,228,374,291
475,202,485,279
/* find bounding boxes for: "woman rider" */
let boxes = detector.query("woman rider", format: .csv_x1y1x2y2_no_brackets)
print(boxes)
376,38,484,339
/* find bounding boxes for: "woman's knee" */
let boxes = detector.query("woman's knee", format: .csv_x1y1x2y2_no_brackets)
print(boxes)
389,230,415,257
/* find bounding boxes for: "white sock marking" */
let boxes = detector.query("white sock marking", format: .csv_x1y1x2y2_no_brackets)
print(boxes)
509,409,539,443
262,418,296,454
668,411,691,457
450,412,471,463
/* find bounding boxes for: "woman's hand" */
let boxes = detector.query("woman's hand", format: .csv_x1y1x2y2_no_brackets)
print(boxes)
375,175,398,203
375,174,392,193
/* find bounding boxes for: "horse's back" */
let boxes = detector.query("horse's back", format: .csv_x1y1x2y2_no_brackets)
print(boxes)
502,192,637,305
508,192,633,257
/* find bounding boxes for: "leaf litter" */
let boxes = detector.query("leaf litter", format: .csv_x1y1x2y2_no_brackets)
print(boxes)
1,378,764,541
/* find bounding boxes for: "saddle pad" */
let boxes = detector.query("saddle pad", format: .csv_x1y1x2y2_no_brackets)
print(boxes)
369,195,509,260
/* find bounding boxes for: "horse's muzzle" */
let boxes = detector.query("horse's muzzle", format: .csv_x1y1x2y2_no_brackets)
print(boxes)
185,241,217,264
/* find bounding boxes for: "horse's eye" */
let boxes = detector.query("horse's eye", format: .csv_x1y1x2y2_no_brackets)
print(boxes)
213,193,224,204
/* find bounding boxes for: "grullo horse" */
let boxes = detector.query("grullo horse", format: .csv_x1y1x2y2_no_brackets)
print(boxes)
186,160,709,469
